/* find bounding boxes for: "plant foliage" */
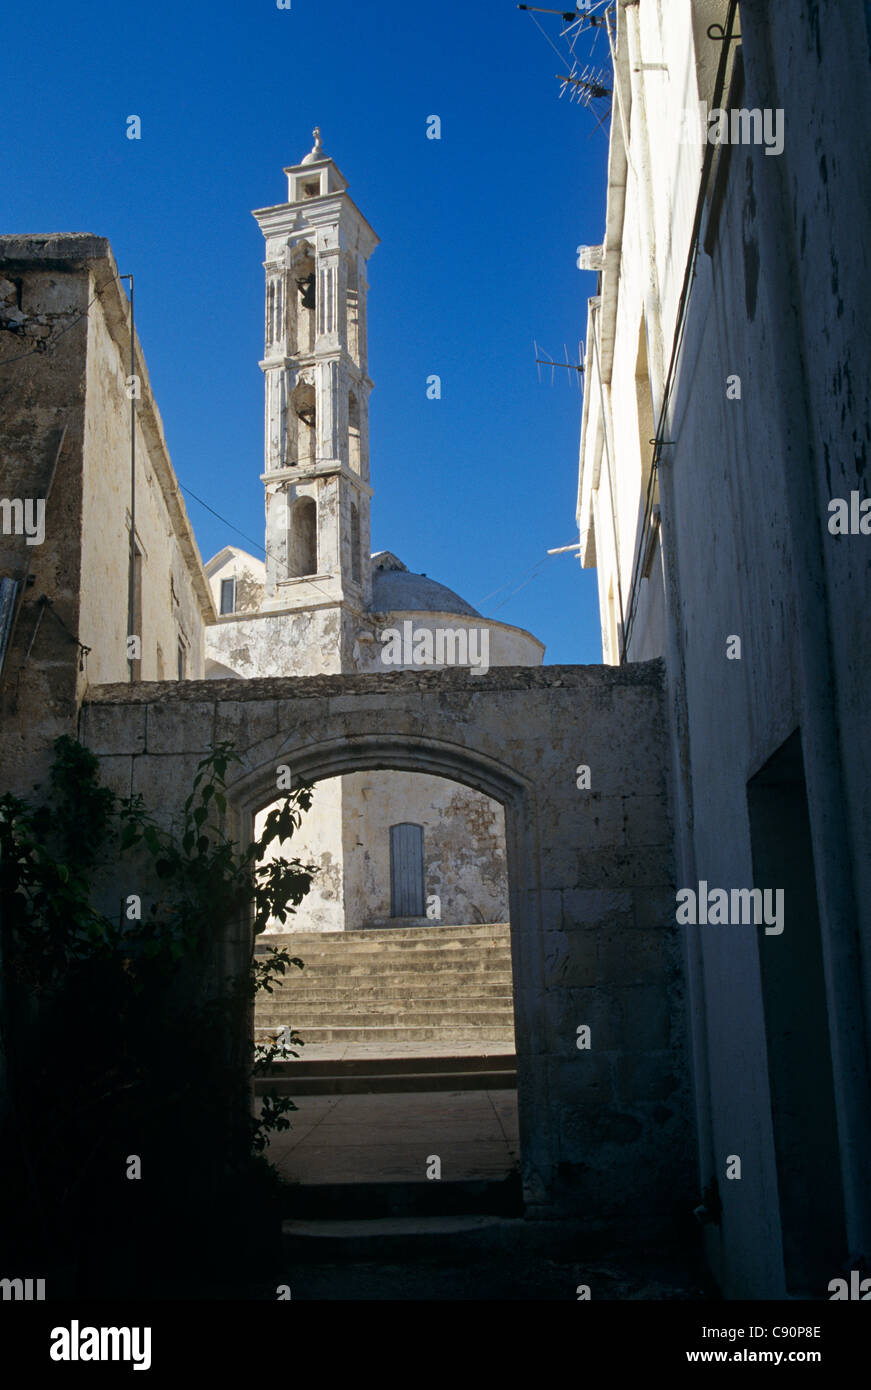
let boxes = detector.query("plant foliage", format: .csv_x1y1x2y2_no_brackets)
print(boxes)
0,736,316,1297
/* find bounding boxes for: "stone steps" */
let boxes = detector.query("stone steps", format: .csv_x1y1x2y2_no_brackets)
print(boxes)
272,980,514,1002
260,1025,517,1044
282,1215,513,1256
258,942,511,962
254,1053,518,1095
262,1011,513,1034
262,1053,517,1076
264,938,511,958
257,923,510,947
280,1174,523,1222
254,922,515,1051
262,961,512,981
258,1006,514,1028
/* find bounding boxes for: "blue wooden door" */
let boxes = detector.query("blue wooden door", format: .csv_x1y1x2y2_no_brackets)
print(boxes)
390,823,425,917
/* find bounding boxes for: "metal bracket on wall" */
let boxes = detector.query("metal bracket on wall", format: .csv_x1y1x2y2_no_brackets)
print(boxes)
707,21,741,44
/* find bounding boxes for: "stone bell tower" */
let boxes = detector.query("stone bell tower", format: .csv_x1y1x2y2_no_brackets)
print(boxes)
253,129,378,615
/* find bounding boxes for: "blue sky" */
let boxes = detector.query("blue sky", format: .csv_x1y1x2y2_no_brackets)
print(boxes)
2,0,609,663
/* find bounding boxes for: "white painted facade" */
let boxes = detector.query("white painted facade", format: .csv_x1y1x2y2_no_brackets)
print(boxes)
574,0,871,1300
80,270,213,687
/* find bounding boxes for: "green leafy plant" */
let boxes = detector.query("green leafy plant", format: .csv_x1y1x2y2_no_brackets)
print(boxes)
0,735,317,1297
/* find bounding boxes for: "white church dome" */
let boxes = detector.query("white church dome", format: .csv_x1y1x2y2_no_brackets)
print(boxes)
369,551,480,617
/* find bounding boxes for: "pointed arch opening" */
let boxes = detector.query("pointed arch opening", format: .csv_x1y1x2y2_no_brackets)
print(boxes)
291,382,316,465
350,501,361,585
348,390,361,473
287,496,317,578
347,255,360,363
292,242,316,355
266,280,276,350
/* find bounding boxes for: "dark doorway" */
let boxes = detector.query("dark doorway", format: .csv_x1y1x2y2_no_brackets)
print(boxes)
747,729,848,1294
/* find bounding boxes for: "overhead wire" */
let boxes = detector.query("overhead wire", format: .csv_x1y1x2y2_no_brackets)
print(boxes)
477,556,550,606
488,559,549,614
178,480,346,609
525,8,571,65
188,477,554,623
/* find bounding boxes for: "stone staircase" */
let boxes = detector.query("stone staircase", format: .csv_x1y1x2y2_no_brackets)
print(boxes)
254,922,515,1051
254,1053,518,1095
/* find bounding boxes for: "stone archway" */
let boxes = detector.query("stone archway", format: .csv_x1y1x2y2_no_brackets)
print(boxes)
79,663,692,1232
230,728,552,1205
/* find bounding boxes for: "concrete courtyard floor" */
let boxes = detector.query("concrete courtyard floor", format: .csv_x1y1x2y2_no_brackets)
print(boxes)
259,1058,709,1300
272,1250,711,1301
264,1087,519,1184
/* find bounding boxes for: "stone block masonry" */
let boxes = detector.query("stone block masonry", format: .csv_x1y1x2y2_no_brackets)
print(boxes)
79,660,692,1236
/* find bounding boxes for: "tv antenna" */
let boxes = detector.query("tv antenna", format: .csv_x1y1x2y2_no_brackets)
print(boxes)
534,339,585,389
518,3,613,127
557,61,611,108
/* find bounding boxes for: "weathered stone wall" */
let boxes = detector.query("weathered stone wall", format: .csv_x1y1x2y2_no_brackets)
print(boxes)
206,605,345,679
341,770,508,929
255,775,346,933
254,769,508,935
0,253,89,792
0,236,214,796
78,662,691,1235
206,604,543,681
204,547,266,627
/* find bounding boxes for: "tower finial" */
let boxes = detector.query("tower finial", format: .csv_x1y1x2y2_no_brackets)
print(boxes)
300,127,325,165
